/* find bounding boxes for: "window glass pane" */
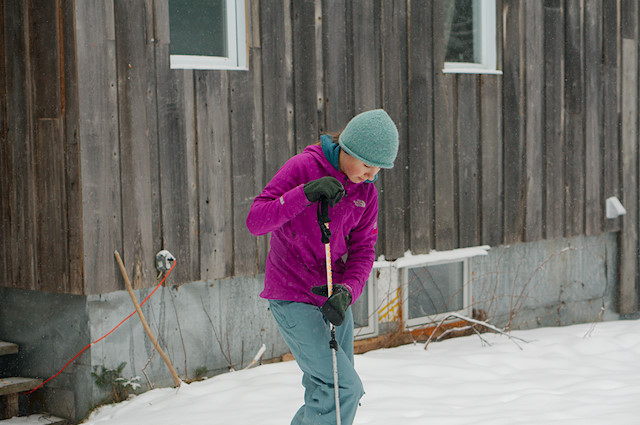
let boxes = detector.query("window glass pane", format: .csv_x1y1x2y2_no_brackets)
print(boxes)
445,0,476,63
169,0,227,57
407,262,464,319
352,283,369,328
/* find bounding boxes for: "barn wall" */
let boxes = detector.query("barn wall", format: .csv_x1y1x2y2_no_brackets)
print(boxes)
0,1,637,313
0,1,636,420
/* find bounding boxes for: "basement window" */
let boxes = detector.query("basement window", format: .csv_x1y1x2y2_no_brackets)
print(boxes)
169,0,247,70
442,0,501,75
352,273,378,340
399,258,472,329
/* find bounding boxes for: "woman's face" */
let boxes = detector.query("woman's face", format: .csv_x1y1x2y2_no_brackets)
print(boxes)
339,150,381,184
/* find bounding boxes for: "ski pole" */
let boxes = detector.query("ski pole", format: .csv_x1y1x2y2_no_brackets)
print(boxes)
317,198,341,425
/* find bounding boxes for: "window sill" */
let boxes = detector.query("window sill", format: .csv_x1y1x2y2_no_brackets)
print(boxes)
170,54,248,71
442,67,503,75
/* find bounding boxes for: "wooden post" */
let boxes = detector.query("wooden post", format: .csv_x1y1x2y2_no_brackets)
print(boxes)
2,393,18,419
114,251,181,387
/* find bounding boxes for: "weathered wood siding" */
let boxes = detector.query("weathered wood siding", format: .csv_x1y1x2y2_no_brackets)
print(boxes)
620,0,639,313
0,0,83,293
0,1,638,311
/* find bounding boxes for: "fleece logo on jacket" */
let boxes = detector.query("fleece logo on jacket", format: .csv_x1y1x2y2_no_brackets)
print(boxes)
353,199,366,208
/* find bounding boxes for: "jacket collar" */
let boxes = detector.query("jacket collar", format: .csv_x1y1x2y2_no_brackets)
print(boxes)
320,134,377,183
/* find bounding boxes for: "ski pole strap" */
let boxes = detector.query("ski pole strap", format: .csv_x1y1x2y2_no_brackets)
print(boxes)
317,198,331,244
330,338,338,351
330,328,338,351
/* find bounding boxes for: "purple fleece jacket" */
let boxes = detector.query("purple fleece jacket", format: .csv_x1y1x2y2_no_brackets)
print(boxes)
246,144,378,307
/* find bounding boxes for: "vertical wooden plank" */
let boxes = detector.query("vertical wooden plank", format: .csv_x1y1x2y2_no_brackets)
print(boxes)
407,0,434,254
457,74,480,248
195,71,233,280
61,0,84,294
28,0,62,119
114,0,158,289
230,48,263,276
3,0,36,289
248,0,261,49
260,0,294,181
292,0,318,152
0,0,7,286
502,0,525,244
433,0,456,251
352,1,383,259
253,45,268,270
620,0,635,39
3,393,18,418
352,0,380,113
322,0,353,132
35,119,68,292
524,0,544,242
251,43,268,272
619,0,638,314
313,0,325,135
238,0,265,270
602,0,621,233
480,0,503,247
257,0,292,273
75,0,122,294
246,2,268,270
564,0,585,237
30,0,74,293
181,72,201,285
155,65,199,285
543,0,565,239
584,0,603,236
480,75,503,246
150,0,168,260
152,0,199,285
380,0,408,259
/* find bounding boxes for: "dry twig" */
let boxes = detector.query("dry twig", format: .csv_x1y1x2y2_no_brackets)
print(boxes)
424,313,529,350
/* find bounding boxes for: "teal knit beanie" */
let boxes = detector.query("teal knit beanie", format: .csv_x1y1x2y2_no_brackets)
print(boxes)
339,109,399,169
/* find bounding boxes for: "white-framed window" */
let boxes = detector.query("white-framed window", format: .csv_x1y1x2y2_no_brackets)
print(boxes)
400,258,472,329
352,273,379,340
169,0,247,70
443,0,501,75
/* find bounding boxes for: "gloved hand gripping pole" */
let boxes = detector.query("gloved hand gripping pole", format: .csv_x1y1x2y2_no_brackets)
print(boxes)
318,198,341,425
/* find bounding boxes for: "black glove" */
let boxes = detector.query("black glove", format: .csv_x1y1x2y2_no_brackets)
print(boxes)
304,176,345,207
311,284,352,326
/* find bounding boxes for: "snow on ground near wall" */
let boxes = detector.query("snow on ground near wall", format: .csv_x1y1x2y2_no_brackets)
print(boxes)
80,319,640,425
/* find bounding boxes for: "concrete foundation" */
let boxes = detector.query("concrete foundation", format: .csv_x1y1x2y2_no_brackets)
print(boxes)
470,232,619,329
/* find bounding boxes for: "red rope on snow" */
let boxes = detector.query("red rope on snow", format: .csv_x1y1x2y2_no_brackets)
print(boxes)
25,261,177,395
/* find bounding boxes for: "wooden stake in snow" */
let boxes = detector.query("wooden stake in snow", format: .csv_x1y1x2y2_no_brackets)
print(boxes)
243,344,266,370
115,250,182,388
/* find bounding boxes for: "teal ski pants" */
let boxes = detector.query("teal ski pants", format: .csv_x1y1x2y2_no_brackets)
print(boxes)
269,300,364,425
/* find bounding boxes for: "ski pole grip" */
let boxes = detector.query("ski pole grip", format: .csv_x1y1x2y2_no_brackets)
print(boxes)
317,197,331,244
319,197,329,223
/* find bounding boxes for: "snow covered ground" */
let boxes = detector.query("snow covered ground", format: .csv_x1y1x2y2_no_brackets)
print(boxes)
74,319,640,425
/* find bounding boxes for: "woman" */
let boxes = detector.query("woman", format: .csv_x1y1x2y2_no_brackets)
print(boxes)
246,109,399,425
